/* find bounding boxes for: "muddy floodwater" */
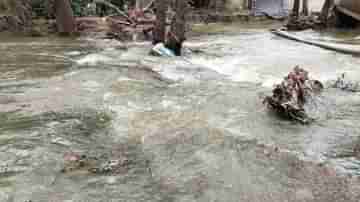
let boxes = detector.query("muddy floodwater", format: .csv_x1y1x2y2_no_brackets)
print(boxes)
1,23,360,202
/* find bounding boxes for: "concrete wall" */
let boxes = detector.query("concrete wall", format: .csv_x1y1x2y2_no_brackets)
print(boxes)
288,0,325,12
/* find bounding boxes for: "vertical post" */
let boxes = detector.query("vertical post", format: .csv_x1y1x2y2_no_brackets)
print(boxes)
54,0,76,35
292,0,300,18
153,0,168,44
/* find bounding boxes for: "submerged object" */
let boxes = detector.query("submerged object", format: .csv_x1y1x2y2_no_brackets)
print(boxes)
150,43,175,57
263,66,324,124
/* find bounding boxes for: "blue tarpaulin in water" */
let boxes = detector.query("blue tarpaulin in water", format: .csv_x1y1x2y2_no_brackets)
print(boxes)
252,0,289,17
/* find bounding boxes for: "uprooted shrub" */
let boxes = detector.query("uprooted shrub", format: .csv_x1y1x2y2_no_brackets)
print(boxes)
263,66,324,124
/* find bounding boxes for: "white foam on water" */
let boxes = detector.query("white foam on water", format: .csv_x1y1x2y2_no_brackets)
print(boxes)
117,77,135,82
160,99,184,110
82,80,101,92
188,55,264,84
64,71,80,77
65,51,82,56
261,77,283,88
103,92,115,102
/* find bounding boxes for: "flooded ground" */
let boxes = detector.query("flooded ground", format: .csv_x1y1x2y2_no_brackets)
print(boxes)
1,23,360,201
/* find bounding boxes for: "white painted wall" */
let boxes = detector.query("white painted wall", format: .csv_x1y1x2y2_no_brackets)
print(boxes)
225,0,327,12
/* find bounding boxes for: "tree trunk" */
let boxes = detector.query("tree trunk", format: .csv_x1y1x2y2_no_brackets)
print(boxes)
292,0,300,18
166,0,188,56
54,0,76,35
320,0,334,23
302,0,309,16
0,0,32,32
153,0,168,44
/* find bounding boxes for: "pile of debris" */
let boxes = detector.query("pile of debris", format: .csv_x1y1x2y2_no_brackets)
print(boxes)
263,66,324,123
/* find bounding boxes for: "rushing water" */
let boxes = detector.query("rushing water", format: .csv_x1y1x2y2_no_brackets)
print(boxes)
1,24,360,201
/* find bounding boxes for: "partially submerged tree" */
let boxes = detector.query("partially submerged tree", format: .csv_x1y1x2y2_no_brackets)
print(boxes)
167,0,189,56
153,0,189,56
54,0,76,35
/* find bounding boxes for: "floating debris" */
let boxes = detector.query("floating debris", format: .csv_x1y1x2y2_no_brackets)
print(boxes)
332,73,360,92
62,152,131,174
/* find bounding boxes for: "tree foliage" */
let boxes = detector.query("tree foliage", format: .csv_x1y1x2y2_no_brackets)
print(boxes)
29,0,134,17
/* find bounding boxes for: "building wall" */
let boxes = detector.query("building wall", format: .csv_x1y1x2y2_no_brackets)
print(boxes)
288,0,325,12
198,0,326,12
